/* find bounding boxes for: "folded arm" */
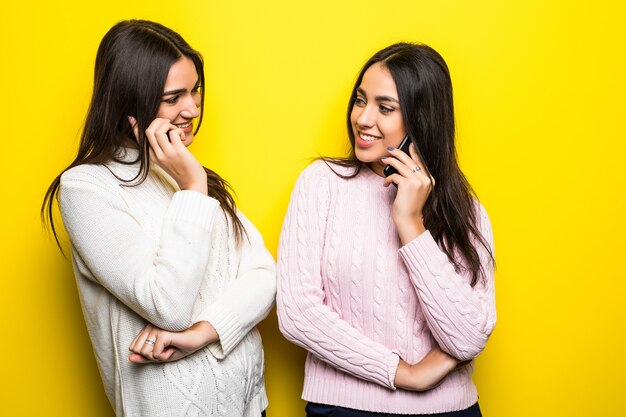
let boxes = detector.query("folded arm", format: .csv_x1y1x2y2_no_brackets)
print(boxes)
277,164,400,389
399,205,496,361
196,212,277,358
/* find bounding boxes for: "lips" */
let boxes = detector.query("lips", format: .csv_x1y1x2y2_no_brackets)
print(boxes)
355,131,382,148
175,122,193,133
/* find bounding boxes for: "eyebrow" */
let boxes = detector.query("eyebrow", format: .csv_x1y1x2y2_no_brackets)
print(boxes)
162,88,187,96
356,87,399,104
162,81,201,97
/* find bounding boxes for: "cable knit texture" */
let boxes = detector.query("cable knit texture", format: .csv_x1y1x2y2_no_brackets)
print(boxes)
277,160,495,414
59,148,276,417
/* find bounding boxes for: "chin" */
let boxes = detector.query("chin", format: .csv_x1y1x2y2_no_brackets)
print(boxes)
355,146,384,164
183,135,194,147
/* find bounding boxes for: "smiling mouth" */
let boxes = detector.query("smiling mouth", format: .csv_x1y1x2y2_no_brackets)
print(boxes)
359,132,382,142
175,122,192,128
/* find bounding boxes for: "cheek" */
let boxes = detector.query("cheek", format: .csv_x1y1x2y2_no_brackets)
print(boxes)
155,104,167,119
381,115,405,135
155,104,177,120
349,107,360,126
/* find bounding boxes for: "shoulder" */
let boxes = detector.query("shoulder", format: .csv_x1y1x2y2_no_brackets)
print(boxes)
281,160,338,212
289,160,338,200
295,159,356,187
60,164,115,189
59,162,137,204
61,148,141,187
57,165,123,224
298,159,337,179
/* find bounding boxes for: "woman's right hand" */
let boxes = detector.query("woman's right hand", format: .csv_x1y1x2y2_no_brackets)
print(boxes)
128,321,219,363
382,143,434,245
394,346,462,391
129,116,208,195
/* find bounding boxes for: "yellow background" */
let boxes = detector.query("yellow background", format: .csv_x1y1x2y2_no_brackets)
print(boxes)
1,1,624,416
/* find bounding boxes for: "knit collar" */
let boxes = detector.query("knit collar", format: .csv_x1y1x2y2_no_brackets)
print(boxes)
112,146,140,163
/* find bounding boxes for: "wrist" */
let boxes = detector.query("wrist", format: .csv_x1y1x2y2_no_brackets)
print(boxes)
394,217,426,246
179,167,208,194
191,321,219,346
394,358,413,390
180,181,208,195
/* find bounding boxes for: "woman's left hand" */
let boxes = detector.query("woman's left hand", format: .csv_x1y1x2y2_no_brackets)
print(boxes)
395,346,463,391
382,143,435,245
128,321,219,363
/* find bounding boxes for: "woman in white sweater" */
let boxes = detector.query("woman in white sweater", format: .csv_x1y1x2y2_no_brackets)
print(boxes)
42,20,275,417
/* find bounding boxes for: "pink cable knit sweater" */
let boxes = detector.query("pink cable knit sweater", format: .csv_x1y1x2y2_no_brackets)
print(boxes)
277,160,496,414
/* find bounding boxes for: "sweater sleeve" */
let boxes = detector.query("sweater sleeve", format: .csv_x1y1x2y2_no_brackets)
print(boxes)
398,204,496,361
277,163,400,390
196,212,277,358
59,169,220,332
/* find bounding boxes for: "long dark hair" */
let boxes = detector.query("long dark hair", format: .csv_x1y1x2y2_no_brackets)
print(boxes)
42,19,245,249
326,42,493,286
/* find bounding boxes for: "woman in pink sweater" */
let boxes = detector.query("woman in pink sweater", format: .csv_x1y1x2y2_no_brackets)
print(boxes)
277,43,495,416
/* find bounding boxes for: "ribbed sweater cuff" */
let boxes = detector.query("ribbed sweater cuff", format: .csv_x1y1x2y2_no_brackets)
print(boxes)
398,230,441,273
165,191,220,230
202,308,243,359
387,352,401,389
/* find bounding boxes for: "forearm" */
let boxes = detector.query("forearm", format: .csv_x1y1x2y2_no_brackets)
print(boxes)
61,174,221,330
394,217,426,246
186,320,219,346
399,231,496,360
196,215,277,357
277,279,399,389
196,265,275,358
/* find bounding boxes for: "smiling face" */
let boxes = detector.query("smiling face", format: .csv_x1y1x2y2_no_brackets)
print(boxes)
350,62,406,176
156,56,201,146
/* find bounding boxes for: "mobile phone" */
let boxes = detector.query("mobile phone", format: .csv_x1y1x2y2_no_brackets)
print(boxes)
383,134,412,177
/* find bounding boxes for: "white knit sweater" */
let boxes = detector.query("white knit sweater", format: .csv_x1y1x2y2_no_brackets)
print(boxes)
59,148,276,417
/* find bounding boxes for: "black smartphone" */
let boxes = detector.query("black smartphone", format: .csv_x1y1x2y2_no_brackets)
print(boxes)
383,134,412,177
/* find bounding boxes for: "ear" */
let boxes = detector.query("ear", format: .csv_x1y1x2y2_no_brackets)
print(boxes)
127,116,139,142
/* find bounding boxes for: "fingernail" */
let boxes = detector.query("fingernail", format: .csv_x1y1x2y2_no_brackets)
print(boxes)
387,146,395,150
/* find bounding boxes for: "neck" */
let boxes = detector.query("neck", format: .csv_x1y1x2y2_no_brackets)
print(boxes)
367,161,386,177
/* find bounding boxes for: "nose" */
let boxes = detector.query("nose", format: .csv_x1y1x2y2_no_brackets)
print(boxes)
180,93,200,119
356,104,375,128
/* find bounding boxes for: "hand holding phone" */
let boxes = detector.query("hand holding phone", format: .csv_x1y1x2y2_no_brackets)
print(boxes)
384,134,412,177
130,116,208,195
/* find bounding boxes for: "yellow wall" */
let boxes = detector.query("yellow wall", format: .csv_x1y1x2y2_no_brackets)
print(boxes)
1,1,624,416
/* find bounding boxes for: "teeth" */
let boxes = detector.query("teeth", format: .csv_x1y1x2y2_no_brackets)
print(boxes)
360,133,381,141
176,123,191,128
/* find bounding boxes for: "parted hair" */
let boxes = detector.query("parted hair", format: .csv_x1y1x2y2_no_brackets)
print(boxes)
325,42,494,286
43,19,245,248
